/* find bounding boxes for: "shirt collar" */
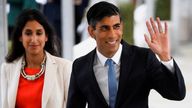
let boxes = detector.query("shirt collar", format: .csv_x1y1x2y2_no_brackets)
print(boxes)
96,44,122,66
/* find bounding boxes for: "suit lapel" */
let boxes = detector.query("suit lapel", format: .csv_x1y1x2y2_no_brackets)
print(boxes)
42,52,57,107
8,57,22,108
115,41,134,107
87,49,108,106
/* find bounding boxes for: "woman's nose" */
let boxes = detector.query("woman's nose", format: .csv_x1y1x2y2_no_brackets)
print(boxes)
31,35,37,42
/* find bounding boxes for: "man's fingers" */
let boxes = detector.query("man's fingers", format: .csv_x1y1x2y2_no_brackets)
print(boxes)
146,20,156,41
150,17,159,34
144,34,151,45
164,21,168,34
146,21,153,36
156,17,163,33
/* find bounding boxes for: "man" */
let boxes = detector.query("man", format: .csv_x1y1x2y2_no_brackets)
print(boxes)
67,1,186,108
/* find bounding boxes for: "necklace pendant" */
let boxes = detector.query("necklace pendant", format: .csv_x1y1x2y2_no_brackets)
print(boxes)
26,75,36,81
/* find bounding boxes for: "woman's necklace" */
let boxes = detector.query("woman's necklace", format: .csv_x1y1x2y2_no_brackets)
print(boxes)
21,56,46,81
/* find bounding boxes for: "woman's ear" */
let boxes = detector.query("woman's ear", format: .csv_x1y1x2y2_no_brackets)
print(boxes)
19,36,22,42
45,35,48,42
88,25,95,39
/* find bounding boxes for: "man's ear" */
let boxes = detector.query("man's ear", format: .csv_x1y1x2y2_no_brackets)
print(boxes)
120,21,124,32
88,25,95,39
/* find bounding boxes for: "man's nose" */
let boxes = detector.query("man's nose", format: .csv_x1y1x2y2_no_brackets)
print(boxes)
108,28,116,37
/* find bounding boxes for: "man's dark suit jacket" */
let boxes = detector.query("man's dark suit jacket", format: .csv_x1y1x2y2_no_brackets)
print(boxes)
67,40,186,108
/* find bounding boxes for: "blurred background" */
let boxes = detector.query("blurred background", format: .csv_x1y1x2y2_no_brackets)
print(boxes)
0,0,191,107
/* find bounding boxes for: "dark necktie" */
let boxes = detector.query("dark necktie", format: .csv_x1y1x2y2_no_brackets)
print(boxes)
106,59,117,108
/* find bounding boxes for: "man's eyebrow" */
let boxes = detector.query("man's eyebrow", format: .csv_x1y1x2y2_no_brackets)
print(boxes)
100,25,109,27
114,23,121,26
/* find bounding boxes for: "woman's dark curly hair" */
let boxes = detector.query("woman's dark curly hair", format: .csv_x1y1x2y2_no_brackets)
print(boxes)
6,9,61,63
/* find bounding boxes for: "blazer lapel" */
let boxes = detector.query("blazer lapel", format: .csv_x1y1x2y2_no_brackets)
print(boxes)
115,41,134,107
42,52,57,107
8,57,22,108
88,49,108,106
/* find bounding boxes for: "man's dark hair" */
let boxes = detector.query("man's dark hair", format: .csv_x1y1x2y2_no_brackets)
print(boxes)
86,1,121,28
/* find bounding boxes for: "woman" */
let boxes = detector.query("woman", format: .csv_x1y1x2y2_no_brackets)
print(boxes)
0,9,72,108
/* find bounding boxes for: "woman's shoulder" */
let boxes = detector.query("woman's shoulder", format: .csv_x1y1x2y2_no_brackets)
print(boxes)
1,56,22,69
53,56,72,65
0,57,22,76
46,54,72,77
46,52,72,65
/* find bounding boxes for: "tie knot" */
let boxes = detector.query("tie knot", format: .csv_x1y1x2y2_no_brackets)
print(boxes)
105,59,114,66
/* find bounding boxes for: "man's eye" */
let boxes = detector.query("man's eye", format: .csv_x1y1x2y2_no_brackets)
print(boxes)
114,25,120,30
100,26,108,31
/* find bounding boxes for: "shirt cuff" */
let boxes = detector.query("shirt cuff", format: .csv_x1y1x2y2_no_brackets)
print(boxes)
161,58,175,73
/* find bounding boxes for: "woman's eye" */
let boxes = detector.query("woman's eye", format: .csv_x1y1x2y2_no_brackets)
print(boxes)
25,31,32,36
36,32,42,36
36,30,44,36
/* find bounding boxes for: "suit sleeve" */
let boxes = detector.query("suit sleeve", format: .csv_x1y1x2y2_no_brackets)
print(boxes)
67,62,86,108
0,63,8,108
146,50,186,100
0,64,2,107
